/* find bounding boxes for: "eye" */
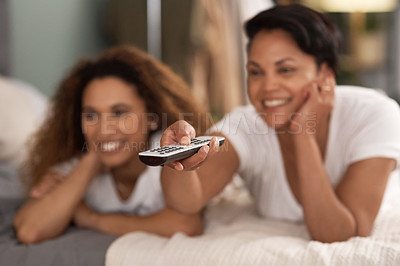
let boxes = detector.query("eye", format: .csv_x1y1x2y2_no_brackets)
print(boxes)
247,68,264,76
278,67,296,74
82,112,98,121
113,110,128,116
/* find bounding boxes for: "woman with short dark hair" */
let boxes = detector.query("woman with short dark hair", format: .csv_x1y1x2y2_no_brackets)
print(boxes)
160,4,400,243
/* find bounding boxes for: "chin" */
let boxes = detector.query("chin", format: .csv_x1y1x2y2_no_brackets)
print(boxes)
264,117,290,130
99,152,132,168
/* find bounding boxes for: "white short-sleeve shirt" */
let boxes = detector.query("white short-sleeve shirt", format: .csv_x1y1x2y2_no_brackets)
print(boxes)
53,132,164,216
212,86,400,222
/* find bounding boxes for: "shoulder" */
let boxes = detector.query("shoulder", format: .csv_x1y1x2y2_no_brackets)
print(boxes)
211,105,263,134
334,85,400,122
331,86,400,165
335,85,399,111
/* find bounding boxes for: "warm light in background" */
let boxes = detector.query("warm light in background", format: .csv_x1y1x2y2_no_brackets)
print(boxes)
321,0,397,13
303,0,398,12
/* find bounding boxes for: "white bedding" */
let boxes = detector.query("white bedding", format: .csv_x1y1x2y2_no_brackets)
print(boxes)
106,188,400,266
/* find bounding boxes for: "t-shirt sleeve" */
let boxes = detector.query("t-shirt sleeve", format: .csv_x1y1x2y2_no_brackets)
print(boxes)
207,107,253,174
347,97,400,166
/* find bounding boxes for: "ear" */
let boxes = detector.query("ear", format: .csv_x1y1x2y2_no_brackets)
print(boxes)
317,62,334,81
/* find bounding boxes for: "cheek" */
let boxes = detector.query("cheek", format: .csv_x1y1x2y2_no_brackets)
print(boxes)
118,114,140,134
247,81,259,102
82,121,97,140
83,132,97,151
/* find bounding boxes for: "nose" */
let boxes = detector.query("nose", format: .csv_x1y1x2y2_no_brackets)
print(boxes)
262,74,279,92
100,113,119,135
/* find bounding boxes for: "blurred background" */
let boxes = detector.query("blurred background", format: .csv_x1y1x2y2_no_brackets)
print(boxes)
1,0,400,119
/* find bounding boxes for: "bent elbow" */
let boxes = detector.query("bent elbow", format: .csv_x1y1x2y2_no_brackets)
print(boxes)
14,217,48,244
168,213,203,237
356,225,372,238
182,216,203,236
314,235,353,243
15,226,43,244
311,228,356,243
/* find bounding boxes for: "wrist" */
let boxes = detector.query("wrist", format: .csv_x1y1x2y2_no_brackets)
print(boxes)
81,152,103,176
82,210,101,230
89,211,101,230
292,132,316,142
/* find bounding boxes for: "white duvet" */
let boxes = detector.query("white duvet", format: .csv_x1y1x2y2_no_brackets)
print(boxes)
106,188,400,266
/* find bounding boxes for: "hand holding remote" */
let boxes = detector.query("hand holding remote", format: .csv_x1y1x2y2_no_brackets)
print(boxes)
158,120,221,170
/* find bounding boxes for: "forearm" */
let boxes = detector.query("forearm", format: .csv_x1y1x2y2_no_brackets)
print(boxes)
161,167,204,214
14,156,98,243
294,135,356,242
86,208,203,237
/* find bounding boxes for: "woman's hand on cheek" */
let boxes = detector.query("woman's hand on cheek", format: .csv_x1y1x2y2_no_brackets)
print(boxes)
290,76,335,135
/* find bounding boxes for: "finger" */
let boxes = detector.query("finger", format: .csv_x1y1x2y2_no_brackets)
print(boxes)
30,172,66,198
321,84,332,93
180,145,210,170
165,137,220,171
160,121,196,146
30,187,42,199
302,82,316,99
166,161,184,171
309,82,320,100
207,137,220,156
30,179,55,199
174,122,195,145
318,74,335,93
31,182,56,199
160,126,180,146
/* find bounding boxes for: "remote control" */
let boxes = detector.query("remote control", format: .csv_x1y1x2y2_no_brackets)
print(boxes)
139,136,225,166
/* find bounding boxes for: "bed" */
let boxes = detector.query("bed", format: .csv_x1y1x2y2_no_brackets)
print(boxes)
106,185,400,266
1,81,400,266
0,197,116,266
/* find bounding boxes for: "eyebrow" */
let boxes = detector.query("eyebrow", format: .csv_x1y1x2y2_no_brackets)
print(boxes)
247,57,295,68
275,57,295,65
111,103,133,110
82,103,133,113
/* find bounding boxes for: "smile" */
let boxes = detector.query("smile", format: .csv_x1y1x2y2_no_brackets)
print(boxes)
262,98,292,108
100,141,123,152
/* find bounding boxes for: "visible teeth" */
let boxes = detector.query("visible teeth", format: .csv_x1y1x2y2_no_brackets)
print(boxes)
263,99,290,107
101,142,120,151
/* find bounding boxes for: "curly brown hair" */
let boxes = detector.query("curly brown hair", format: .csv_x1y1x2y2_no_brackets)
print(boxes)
24,45,212,188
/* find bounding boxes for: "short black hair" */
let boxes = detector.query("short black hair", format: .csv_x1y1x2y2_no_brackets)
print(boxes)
245,4,341,74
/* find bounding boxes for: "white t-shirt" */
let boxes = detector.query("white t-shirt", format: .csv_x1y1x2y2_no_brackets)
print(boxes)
53,132,164,216
212,86,400,222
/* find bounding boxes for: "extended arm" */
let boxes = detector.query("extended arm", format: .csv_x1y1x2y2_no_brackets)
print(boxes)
160,121,239,214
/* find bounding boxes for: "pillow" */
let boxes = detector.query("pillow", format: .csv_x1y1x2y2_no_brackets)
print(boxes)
0,76,47,198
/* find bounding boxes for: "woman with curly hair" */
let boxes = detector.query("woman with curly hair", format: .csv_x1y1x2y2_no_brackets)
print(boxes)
14,45,209,244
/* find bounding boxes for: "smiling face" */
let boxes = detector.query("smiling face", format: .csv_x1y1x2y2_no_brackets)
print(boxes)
247,29,327,129
81,76,150,167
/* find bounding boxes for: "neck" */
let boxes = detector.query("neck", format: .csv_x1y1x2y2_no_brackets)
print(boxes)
111,154,146,183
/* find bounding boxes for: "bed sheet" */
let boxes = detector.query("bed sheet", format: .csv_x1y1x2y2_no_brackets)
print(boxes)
106,189,400,266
